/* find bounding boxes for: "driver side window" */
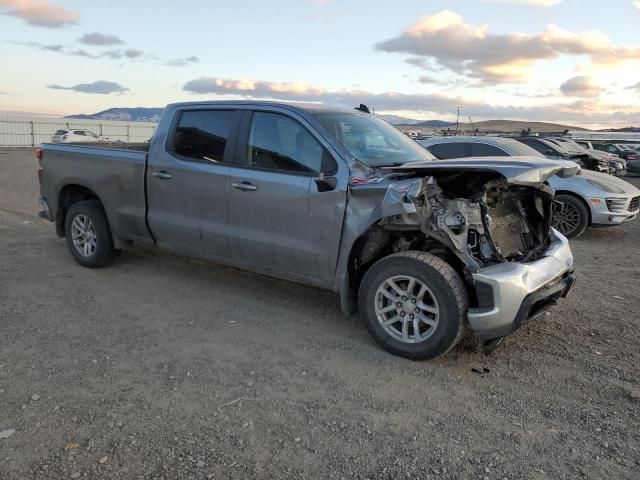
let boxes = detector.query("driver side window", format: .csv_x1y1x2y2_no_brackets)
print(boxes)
244,112,334,175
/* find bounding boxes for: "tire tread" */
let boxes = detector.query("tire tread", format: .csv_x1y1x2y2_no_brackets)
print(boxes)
358,251,468,360
64,199,117,268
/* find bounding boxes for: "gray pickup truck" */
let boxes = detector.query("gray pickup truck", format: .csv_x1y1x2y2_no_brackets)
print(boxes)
38,101,577,359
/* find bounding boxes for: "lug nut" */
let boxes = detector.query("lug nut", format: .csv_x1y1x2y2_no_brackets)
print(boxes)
409,314,414,319
400,312,405,317
411,298,416,303
415,308,420,313
397,302,402,307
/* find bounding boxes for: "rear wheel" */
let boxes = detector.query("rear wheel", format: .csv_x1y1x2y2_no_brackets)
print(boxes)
64,200,117,268
358,251,468,360
552,194,589,239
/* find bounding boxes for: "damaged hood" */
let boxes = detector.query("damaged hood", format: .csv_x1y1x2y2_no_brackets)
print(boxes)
382,156,580,186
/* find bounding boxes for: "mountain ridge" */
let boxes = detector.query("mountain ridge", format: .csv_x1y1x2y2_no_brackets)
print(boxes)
65,108,591,132
66,107,164,122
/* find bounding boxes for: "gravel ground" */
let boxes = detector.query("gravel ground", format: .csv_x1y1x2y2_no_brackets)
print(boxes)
0,148,639,479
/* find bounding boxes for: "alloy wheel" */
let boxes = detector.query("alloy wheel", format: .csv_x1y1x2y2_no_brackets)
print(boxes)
374,275,440,344
71,214,97,257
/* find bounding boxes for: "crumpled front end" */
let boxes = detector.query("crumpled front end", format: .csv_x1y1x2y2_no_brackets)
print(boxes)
349,159,576,341
377,170,563,273
419,177,558,269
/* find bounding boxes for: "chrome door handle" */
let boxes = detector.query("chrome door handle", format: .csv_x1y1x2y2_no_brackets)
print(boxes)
152,171,172,179
232,182,257,191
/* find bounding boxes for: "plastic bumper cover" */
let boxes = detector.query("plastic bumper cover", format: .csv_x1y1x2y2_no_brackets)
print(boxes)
590,197,638,225
467,229,575,340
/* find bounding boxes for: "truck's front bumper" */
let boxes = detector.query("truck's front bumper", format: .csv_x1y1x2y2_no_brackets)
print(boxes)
467,229,575,341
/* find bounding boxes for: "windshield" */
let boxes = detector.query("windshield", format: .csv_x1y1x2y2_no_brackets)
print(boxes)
312,112,435,167
557,139,588,153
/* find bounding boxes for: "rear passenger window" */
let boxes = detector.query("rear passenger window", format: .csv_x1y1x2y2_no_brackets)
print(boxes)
520,139,548,155
428,143,469,159
172,110,234,162
471,143,509,157
244,112,332,174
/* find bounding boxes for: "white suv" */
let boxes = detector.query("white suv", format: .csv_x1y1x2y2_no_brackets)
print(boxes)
51,129,101,143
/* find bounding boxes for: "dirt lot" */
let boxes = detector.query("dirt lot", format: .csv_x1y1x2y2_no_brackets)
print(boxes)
0,147,639,479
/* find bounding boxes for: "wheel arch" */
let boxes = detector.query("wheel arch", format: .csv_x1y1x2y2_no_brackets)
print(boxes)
56,184,105,237
554,190,592,226
339,220,469,316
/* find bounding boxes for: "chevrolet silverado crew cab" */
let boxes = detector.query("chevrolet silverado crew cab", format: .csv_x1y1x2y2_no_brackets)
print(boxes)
38,101,577,359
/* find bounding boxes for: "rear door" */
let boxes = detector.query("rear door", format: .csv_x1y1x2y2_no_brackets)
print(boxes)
146,108,240,259
226,109,346,285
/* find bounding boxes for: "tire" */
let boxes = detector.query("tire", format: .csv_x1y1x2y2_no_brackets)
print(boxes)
64,199,117,268
358,251,468,360
552,194,589,239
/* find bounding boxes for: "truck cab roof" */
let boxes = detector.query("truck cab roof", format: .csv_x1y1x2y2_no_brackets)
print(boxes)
164,100,365,116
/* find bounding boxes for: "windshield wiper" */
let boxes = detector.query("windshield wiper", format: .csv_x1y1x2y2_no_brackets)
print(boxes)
374,162,405,167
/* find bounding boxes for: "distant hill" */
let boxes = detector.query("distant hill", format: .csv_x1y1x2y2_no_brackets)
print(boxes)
378,115,421,126
396,119,590,133
65,109,590,133
414,120,455,128
66,107,163,122
379,115,455,127
470,120,590,132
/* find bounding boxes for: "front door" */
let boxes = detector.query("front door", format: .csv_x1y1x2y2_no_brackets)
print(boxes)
226,110,346,285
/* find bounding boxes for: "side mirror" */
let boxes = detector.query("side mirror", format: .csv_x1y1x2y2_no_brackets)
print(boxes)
315,176,337,192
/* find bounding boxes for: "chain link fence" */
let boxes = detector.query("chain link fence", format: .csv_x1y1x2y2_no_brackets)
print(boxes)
0,114,158,147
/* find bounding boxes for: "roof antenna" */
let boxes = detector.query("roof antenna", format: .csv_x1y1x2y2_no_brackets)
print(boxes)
355,104,371,114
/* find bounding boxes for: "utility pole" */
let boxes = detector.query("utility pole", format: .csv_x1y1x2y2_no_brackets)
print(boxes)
468,115,475,135
455,107,460,135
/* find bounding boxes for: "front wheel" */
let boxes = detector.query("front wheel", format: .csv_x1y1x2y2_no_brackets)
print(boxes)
358,251,469,360
64,200,117,268
552,194,589,239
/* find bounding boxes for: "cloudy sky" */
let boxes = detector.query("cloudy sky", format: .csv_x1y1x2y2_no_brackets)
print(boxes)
1,0,640,127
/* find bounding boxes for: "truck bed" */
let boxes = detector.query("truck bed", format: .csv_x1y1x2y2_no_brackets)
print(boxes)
39,142,151,243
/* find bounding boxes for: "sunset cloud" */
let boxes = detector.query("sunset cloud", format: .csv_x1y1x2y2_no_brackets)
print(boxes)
375,10,640,83
560,76,604,97
164,56,199,67
182,76,476,113
0,0,78,27
78,33,125,46
17,41,148,60
181,75,640,126
48,80,129,94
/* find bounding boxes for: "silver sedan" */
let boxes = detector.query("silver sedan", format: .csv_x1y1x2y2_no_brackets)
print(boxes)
417,136,640,239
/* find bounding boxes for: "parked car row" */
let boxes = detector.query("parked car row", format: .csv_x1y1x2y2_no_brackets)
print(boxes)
576,141,640,175
417,136,640,239
508,136,626,175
